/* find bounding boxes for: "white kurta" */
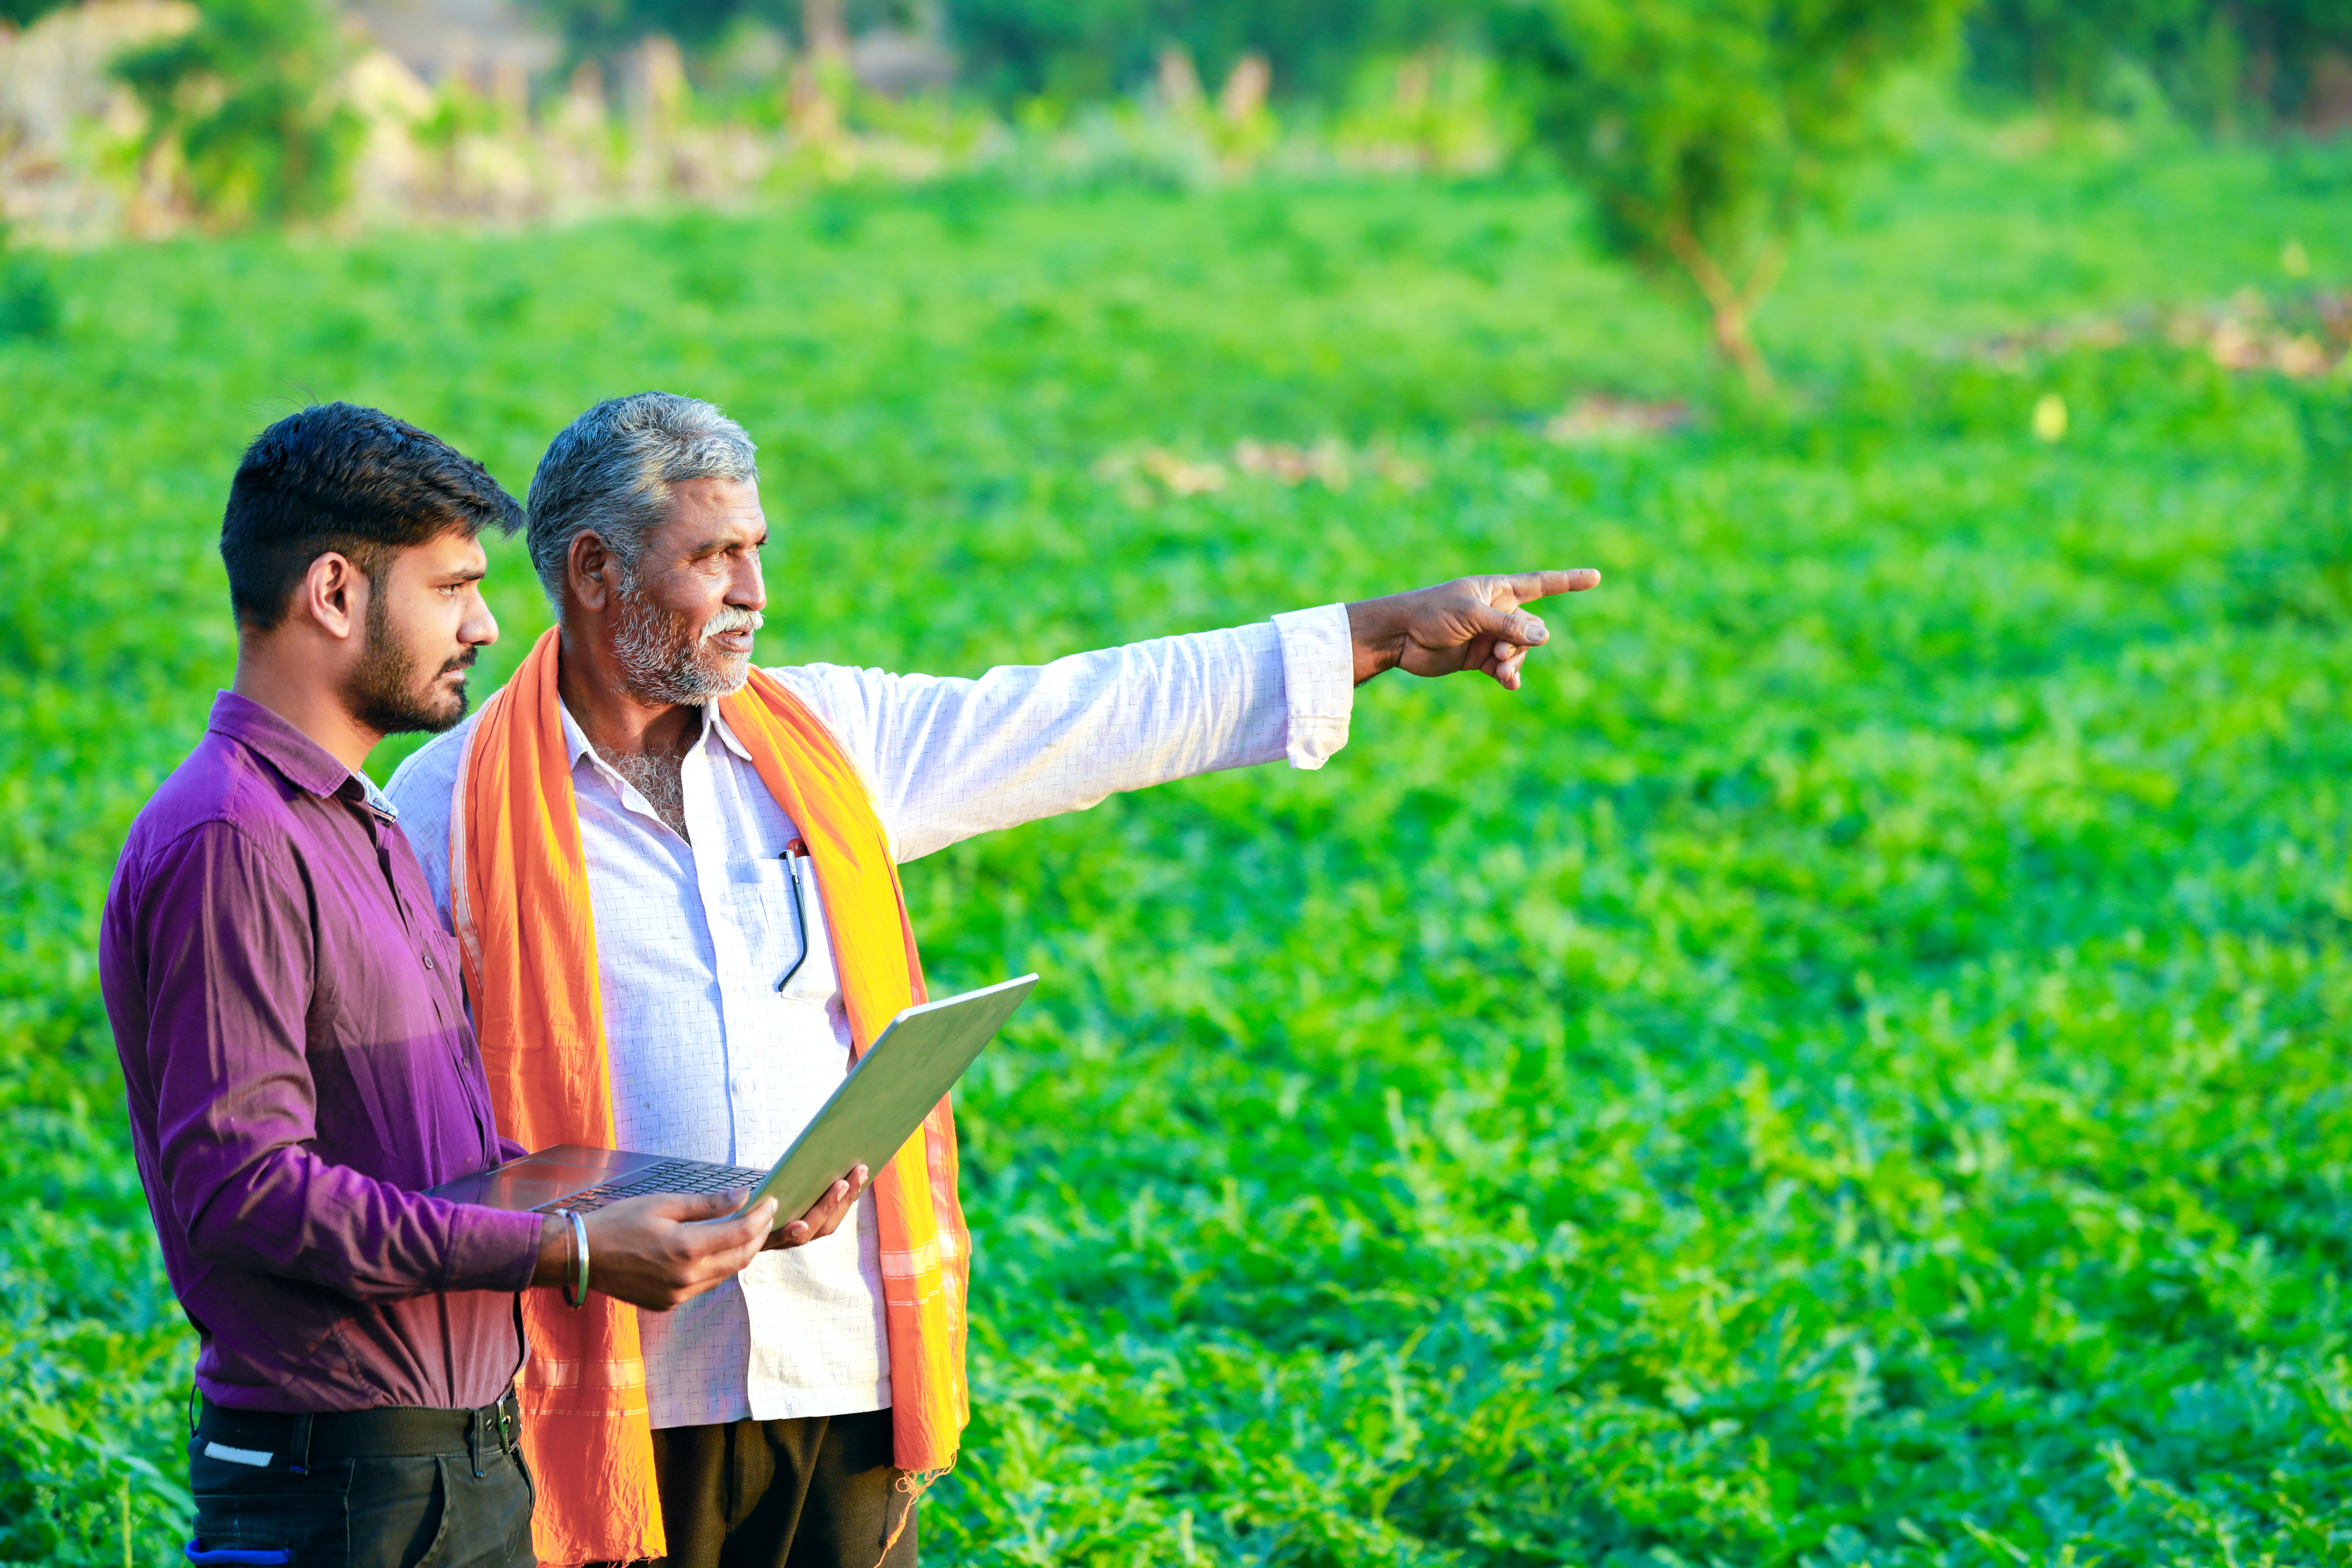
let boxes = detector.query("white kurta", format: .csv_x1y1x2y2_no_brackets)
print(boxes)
387,606,1356,1428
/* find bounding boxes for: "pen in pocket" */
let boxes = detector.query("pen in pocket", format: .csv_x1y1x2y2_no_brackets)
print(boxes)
776,837,811,992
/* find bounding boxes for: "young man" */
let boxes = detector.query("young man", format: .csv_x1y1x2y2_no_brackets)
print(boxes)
387,390,1601,1568
99,403,852,1568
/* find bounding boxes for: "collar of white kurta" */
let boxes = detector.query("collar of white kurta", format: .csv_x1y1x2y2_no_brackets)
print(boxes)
555,694,759,771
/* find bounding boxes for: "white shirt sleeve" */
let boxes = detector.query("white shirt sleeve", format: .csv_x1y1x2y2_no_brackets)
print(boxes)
771,603,1356,864
382,714,476,935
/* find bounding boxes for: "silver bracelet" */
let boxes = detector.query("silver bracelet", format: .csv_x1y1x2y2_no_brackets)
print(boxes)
565,1209,590,1309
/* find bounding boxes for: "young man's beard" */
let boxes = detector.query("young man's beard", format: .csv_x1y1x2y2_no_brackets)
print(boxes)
610,569,762,706
343,587,476,735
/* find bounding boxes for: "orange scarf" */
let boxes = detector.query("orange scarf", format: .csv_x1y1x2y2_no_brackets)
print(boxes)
450,628,972,1566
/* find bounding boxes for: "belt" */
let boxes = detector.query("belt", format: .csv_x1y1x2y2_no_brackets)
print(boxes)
193,1390,522,1479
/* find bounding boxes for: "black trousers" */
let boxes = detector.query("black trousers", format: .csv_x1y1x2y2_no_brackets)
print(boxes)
186,1393,534,1568
601,1408,916,1568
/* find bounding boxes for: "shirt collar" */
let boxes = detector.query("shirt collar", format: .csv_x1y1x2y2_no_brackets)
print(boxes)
356,773,401,820
208,690,368,802
556,699,597,768
556,699,754,769
706,701,755,763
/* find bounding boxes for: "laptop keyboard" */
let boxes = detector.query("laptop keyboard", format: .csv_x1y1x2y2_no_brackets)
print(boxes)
552,1159,772,1213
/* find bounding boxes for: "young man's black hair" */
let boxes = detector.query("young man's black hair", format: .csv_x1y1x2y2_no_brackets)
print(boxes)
222,402,523,630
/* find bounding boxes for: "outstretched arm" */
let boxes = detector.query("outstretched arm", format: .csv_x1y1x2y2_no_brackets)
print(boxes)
1346,569,1603,690
772,610,1348,862
775,569,1601,863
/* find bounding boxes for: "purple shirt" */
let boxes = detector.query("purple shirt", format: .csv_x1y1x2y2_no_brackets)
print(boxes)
99,691,543,1413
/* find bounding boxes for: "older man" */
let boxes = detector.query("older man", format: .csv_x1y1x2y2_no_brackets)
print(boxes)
388,391,1599,1568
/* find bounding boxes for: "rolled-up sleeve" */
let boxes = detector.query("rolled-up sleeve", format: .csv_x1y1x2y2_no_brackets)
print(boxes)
135,822,541,1301
777,604,1357,863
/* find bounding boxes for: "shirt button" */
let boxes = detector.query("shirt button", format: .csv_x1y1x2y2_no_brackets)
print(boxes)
422,954,436,971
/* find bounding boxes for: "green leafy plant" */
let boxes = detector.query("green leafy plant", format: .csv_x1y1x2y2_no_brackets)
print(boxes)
1497,0,1970,391
112,0,359,229
0,250,60,342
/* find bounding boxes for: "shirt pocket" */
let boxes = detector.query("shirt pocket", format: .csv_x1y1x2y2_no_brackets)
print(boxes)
736,858,819,1001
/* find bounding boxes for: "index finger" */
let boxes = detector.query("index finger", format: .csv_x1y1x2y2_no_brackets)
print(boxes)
708,1196,778,1237
1500,569,1601,605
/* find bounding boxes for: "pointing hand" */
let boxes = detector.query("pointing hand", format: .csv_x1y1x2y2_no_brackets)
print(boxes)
1345,570,1602,689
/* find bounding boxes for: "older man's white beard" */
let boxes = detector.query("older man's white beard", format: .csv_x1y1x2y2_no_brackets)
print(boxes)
611,587,764,706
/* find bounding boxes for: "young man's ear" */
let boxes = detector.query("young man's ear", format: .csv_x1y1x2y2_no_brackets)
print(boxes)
295,552,368,642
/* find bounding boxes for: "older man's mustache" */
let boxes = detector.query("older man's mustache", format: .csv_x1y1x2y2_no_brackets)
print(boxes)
701,608,764,643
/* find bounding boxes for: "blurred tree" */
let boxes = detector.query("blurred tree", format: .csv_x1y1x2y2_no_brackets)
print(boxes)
1966,0,2352,128
0,0,72,27
540,0,748,58
113,0,358,227
948,0,1463,106
526,0,1463,104
1966,0,2206,113
1497,0,1969,392
531,0,902,68
2249,0,2352,128
805,0,849,58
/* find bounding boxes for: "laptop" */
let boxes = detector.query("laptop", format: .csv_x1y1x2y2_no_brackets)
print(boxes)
424,974,1038,1226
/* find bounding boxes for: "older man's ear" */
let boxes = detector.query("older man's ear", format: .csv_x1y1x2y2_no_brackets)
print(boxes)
564,531,618,614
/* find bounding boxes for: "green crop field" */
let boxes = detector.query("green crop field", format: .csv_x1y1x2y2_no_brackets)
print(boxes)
4,117,2352,1566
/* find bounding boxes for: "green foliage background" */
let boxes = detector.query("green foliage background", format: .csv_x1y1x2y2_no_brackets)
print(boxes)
4,127,2352,1563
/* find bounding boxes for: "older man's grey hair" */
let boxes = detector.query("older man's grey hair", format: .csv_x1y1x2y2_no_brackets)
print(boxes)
525,391,759,603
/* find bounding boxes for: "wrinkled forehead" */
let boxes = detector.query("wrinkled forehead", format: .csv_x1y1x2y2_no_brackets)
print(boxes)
648,475,767,549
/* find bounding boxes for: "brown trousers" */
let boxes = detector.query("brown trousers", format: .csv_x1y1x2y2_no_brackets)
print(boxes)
592,1408,915,1568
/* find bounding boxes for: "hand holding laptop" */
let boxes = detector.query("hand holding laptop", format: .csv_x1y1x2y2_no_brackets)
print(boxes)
758,1163,869,1251
527,1191,778,1311
515,1163,868,1310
